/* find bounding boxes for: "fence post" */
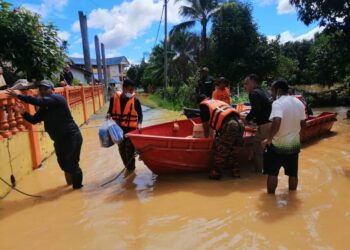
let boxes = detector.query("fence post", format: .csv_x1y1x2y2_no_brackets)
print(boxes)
64,87,70,107
97,86,102,109
91,86,96,113
80,86,88,123
23,90,41,169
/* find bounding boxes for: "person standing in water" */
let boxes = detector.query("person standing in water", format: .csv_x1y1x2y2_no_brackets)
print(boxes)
7,80,83,189
262,79,306,194
197,94,244,179
107,79,143,172
244,74,272,173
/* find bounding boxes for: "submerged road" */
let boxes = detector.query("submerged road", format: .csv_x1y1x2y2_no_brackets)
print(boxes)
0,106,350,249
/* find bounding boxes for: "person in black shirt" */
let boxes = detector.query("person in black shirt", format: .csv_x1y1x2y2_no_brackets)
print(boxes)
244,74,272,173
6,80,83,189
197,67,215,98
107,80,143,172
60,65,74,86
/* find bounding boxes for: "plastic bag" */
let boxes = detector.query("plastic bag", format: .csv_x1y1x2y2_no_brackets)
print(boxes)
108,120,124,144
98,120,114,148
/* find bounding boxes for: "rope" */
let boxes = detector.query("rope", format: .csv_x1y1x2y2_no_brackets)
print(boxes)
100,152,139,187
0,177,42,198
154,2,165,47
0,115,186,134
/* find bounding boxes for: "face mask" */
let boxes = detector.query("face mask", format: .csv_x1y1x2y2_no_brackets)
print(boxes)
125,92,133,98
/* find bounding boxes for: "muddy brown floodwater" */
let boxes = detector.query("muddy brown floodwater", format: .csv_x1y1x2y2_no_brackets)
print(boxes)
1,106,350,250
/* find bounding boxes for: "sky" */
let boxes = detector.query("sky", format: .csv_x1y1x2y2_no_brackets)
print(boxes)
8,0,322,64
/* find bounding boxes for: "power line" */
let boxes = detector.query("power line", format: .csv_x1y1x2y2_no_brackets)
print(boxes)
154,3,165,47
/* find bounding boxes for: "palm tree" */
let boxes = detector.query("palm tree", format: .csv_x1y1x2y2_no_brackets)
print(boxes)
170,0,219,52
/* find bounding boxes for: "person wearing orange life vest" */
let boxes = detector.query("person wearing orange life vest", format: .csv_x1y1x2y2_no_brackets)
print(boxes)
107,79,143,172
212,77,231,105
197,95,245,179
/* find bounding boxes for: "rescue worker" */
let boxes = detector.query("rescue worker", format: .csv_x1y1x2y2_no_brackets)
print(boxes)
213,77,231,105
244,74,272,173
107,79,143,172
6,80,83,189
197,67,215,98
197,95,245,179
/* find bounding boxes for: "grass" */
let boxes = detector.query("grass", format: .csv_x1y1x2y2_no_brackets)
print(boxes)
137,93,183,110
294,83,345,93
138,91,250,111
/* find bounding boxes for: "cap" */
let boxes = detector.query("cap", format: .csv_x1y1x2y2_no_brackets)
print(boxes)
201,67,209,72
38,80,54,89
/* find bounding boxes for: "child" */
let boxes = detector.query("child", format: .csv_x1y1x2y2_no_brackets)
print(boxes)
213,77,231,105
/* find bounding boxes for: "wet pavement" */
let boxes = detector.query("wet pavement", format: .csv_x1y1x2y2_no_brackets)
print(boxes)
1,106,350,250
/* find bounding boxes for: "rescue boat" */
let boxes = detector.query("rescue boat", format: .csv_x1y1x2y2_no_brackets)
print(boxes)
184,108,337,143
127,119,255,175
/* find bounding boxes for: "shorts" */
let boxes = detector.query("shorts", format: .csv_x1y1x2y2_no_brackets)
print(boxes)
263,146,299,177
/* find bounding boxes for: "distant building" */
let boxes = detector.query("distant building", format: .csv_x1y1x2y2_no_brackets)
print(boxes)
69,56,130,84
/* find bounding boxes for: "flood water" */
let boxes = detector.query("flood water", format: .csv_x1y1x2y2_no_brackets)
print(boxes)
1,106,350,249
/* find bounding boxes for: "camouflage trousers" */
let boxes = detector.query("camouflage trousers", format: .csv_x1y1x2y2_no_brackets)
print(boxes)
213,118,245,175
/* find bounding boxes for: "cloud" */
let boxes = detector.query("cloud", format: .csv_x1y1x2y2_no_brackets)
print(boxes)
71,0,182,49
145,37,155,44
268,26,325,43
276,0,294,14
256,0,294,15
69,52,83,58
23,0,68,18
57,30,70,41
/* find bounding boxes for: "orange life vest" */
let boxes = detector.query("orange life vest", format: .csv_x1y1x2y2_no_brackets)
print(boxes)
111,93,138,128
200,99,239,130
212,87,231,105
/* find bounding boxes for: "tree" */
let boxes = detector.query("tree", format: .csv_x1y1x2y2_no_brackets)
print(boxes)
0,1,66,82
290,0,350,33
169,31,199,83
211,2,278,82
307,33,344,86
170,0,219,52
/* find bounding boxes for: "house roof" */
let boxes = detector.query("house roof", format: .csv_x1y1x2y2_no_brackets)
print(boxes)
69,56,129,66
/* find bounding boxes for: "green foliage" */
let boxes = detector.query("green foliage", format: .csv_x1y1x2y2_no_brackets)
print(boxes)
155,76,198,110
210,2,278,82
290,0,350,32
0,1,66,82
172,0,219,52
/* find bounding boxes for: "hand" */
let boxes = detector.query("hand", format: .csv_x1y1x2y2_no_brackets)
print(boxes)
13,103,26,114
137,123,142,133
6,89,20,98
106,113,111,120
262,138,272,149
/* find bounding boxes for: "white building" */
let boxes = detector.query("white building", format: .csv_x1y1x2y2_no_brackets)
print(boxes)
70,56,130,84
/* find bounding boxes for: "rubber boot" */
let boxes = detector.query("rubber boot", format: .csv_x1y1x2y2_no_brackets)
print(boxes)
64,172,72,186
71,169,83,189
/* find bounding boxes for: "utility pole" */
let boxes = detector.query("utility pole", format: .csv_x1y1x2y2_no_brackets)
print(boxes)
78,11,93,84
101,43,108,85
164,0,168,88
101,43,108,98
94,35,103,83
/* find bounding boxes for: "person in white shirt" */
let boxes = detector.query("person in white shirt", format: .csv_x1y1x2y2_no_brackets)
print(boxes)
262,79,306,194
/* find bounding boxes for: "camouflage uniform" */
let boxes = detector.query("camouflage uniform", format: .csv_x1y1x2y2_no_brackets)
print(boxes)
213,117,245,177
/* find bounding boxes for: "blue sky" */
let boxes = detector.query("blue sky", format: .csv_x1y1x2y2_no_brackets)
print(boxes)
8,0,321,64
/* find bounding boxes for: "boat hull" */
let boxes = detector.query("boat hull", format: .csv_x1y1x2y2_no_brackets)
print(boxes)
127,119,255,175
